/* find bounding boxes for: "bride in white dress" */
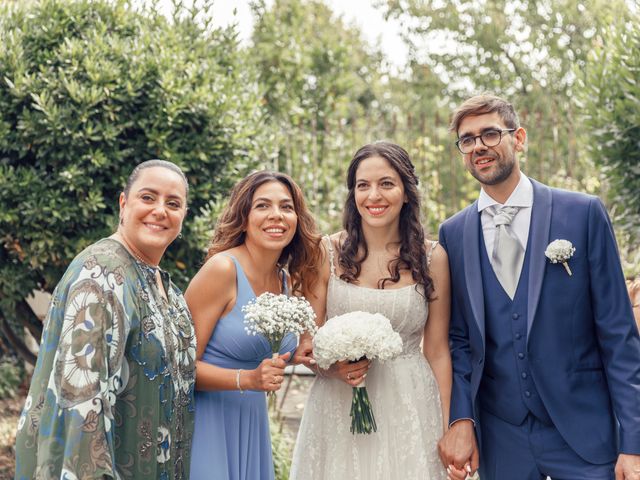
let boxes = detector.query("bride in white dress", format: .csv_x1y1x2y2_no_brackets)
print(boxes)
291,142,454,480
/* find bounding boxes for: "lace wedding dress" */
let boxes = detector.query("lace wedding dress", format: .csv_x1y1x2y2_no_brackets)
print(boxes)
290,240,447,480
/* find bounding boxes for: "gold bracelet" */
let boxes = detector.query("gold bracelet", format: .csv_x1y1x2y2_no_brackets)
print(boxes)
236,369,244,394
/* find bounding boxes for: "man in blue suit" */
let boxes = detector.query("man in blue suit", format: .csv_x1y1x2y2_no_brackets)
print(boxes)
437,94,640,479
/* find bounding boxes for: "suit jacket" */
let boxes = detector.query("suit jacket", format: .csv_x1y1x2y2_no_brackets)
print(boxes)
439,178,640,464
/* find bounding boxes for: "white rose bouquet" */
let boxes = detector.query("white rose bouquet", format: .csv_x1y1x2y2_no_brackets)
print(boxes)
243,292,317,392
313,311,403,434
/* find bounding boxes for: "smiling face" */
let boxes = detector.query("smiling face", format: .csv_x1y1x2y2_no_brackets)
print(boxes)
354,155,406,231
244,180,298,252
457,112,525,187
118,166,187,264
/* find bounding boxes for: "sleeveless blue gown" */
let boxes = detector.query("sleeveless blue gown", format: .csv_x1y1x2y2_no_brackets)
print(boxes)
189,255,297,480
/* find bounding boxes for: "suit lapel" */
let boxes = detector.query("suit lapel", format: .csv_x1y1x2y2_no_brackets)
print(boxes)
526,180,552,340
463,201,486,344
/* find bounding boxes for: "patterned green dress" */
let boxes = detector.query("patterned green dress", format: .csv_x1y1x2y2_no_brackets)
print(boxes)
14,238,196,480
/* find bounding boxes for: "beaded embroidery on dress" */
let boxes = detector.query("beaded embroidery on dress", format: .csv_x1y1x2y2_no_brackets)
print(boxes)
290,237,447,480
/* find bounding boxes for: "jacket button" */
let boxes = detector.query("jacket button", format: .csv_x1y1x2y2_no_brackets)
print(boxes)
524,391,531,397
515,333,522,340
512,313,520,320
521,372,528,379
518,352,525,359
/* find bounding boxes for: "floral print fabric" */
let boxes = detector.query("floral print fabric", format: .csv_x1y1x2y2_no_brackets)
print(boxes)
14,238,196,480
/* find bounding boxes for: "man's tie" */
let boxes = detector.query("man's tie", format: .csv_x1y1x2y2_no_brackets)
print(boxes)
487,205,524,299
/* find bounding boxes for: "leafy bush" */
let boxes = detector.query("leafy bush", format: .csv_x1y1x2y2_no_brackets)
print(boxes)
0,358,23,399
0,0,263,356
270,411,293,480
579,18,640,239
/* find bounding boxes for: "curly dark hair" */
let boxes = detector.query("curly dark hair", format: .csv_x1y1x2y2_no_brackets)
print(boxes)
206,170,322,296
338,141,435,301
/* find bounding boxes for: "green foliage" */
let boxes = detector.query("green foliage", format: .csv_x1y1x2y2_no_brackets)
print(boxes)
385,0,625,93
2,0,637,335
381,0,632,191
0,358,23,399
380,67,466,233
250,0,389,232
252,0,382,129
579,17,640,242
249,0,637,239
0,0,263,326
269,411,293,480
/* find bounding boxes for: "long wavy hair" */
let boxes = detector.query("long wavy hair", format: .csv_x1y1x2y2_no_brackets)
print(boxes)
206,171,322,296
338,141,435,301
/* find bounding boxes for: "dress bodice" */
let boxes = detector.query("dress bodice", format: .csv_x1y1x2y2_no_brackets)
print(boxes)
327,278,428,356
201,254,296,370
325,237,435,356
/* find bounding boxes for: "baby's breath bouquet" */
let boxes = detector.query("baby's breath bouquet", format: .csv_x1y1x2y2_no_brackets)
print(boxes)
313,311,403,434
243,292,317,360
545,239,576,275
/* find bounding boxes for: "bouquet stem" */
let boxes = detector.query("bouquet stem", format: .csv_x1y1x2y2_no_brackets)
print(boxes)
267,352,280,403
350,382,377,434
562,261,572,276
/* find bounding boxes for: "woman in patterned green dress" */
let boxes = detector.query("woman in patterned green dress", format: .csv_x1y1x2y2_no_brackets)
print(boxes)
14,160,196,480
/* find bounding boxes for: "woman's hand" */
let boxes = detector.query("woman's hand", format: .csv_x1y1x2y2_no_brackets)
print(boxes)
248,352,291,392
321,358,370,387
292,336,316,367
446,464,471,480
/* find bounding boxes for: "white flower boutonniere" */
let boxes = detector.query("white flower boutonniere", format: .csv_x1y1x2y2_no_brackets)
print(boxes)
544,239,576,276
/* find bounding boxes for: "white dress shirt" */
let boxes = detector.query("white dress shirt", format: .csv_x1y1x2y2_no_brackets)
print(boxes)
477,174,534,260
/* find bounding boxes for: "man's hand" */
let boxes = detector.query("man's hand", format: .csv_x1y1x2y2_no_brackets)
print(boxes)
615,453,640,480
438,419,479,476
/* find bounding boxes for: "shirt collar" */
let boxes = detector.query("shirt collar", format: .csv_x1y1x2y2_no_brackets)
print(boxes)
477,173,533,212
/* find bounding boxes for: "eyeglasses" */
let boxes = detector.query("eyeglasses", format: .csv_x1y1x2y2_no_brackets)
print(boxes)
455,128,516,154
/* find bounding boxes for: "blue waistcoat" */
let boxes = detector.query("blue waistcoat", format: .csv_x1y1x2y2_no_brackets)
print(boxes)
478,224,552,425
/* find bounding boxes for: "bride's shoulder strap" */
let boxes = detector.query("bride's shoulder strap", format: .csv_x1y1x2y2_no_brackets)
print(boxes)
322,235,336,276
427,240,438,268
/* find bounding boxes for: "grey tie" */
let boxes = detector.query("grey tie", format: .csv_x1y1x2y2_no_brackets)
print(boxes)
487,205,524,299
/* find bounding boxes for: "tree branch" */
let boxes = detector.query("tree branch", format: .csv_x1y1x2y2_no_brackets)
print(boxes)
0,312,37,365
16,299,43,341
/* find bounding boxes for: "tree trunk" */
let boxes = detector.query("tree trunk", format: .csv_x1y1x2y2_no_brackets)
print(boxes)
0,312,37,365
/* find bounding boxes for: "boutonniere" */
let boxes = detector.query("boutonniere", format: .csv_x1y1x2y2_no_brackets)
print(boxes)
545,239,576,276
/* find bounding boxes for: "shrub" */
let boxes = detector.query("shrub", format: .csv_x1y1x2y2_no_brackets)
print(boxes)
0,0,263,358
270,411,293,480
0,358,23,399
579,18,640,239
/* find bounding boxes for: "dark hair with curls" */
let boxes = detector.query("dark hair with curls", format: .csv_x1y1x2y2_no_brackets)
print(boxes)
205,171,322,296
338,141,435,301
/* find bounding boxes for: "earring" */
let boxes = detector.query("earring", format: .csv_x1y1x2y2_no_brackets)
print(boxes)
178,232,183,239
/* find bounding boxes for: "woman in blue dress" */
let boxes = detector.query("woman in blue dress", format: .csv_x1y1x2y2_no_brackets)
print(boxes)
187,171,321,480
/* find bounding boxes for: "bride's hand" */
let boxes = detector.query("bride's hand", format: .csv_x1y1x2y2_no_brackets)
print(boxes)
292,336,316,367
323,358,370,387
